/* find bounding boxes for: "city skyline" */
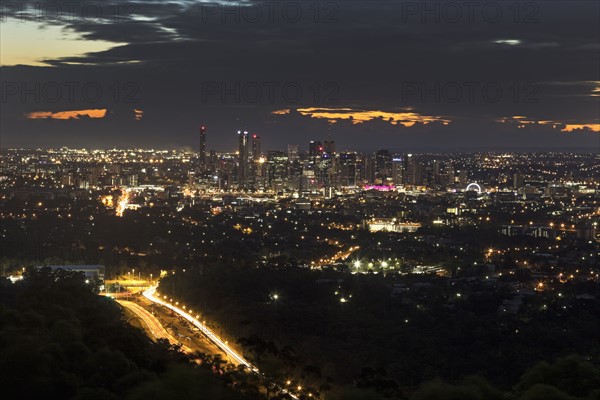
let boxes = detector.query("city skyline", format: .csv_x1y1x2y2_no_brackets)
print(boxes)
1,2,600,400
3,125,599,153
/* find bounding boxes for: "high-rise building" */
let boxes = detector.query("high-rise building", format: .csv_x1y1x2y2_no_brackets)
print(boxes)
315,152,334,188
199,126,207,171
392,157,403,185
209,149,217,172
339,152,357,187
287,144,299,162
432,160,441,184
252,134,261,161
364,155,376,184
375,149,392,184
238,130,250,188
219,154,237,190
406,155,424,186
251,134,263,188
309,141,323,158
324,140,335,155
267,151,288,190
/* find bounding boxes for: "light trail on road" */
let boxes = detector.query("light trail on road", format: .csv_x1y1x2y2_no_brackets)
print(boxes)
143,287,255,369
142,286,299,399
117,299,192,353
118,300,168,340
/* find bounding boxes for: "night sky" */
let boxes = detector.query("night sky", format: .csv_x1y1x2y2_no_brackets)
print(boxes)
1,0,599,151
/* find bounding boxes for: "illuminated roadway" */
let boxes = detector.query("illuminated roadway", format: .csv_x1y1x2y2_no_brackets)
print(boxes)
118,299,193,353
313,245,360,267
142,286,299,399
143,287,254,369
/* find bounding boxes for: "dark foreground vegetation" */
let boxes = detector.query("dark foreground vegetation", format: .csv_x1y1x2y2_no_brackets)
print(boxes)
0,268,255,400
1,267,599,400
160,265,600,400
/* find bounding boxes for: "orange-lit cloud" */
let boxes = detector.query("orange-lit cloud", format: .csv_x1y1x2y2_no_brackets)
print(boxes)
497,116,600,132
272,107,450,127
562,124,600,132
27,109,107,120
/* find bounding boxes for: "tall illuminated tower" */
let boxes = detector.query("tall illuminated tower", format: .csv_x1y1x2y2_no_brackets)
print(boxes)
252,134,261,161
199,126,207,171
238,130,250,188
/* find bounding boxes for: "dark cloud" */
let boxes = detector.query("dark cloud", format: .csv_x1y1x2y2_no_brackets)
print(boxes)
1,0,598,150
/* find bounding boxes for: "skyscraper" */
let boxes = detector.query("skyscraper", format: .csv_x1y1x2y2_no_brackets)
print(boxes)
199,126,207,171
364,155,376,184
392,157,403,185
287,144,299,162
309,141,323,158
252,134,261,161
251,134,262,188
406,155,425,186
267,150,289,190
324,140,335,155
238,130,250,188
339,152,357,187
375,149,392,184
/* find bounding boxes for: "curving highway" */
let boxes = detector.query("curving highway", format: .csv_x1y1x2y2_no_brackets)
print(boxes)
118,299,192,353
142,286,299,399
142,287,255,369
